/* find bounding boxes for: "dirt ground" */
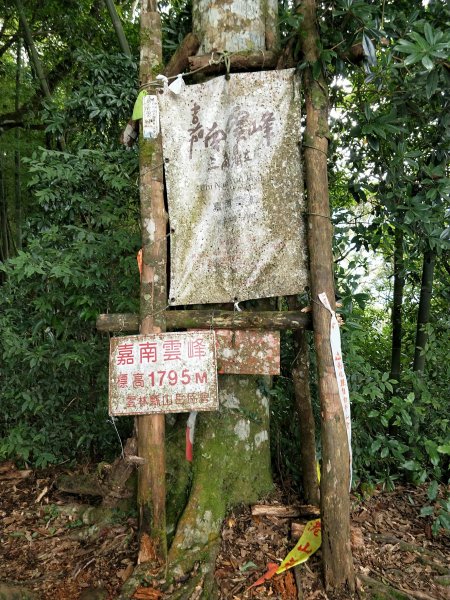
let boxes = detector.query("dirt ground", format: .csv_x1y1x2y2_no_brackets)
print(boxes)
1,461,449,600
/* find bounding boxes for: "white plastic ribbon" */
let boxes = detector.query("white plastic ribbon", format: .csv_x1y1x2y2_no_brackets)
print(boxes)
156,74,169,88
186,411,198,462
168,74,185,95
318,292,352,488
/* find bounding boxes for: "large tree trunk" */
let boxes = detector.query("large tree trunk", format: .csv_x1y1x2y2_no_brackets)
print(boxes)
163,2,276,595
296,0,355,592
413,249,435,375
121,3,276,598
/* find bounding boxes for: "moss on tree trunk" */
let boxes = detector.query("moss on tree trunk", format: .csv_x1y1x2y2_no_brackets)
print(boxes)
121,376,272,599
168,376,272,580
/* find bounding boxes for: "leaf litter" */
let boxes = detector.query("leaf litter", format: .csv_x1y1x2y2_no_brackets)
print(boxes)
0,461,449,599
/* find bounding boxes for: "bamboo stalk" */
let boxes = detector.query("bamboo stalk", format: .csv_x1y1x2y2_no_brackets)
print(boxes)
15,34,22,250
15,0,65,150
104,0,132,57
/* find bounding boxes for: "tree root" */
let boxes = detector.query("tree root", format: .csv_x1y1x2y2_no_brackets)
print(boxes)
357,574,414,599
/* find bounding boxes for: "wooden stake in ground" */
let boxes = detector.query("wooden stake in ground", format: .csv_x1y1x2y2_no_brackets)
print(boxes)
137,1,167,564
292,329,320,506
297,0,355,591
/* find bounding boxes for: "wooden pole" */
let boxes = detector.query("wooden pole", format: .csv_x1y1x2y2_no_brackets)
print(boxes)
292,329,320,506
96,310,312,333
137,0,167,564
297,0,355,591
188,50,278,74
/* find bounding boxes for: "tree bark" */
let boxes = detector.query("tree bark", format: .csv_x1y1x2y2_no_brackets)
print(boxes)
15,34,22,251
0,167,9,267
137,1,167,564
413,249,436,375
15,0,66,150
15,0,51,100
390,226,404,381
296,0,354,591
165,32,200,77
104,0,132,57
96,310,312,333
142,2,275,596
292,329,320,506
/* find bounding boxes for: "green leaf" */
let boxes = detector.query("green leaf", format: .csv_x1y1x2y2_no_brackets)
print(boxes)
427,480,439,501
420,505,435,517
426,69,439,99
402,460,418,471
437,512,450,531
239,561,257,572
362,33,377,66
422,55,434,71
437,444,450,455
423,23,434,45
312,60,322,80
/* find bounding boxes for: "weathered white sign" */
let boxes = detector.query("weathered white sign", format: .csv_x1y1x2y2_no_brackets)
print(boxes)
158,69,308,306
109,331,218,416
142,94,160,139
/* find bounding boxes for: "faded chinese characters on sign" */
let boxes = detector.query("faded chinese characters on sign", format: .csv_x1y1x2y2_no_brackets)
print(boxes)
188,102,276,169
109,331,218,416
158,69,309,306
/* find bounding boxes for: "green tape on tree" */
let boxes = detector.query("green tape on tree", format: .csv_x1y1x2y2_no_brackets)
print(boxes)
132,90,146,120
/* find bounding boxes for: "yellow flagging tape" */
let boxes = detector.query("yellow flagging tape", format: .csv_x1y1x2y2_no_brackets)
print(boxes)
249,518,322,589
276,518,322,573
249,464,322,589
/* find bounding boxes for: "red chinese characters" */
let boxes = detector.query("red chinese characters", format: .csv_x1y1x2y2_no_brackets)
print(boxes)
117,343,134,365
139,342,157,363
163,340,182,361
110,332,218,416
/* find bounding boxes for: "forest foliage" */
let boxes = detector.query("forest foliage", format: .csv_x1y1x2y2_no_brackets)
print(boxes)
0,0,449,531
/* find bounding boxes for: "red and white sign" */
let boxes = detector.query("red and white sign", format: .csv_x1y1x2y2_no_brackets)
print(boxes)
109,331,218,416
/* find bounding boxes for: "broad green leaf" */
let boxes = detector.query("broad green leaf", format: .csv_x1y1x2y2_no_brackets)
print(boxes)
427,480,439,501
423,23,434,45
419,506,435,517
402,460,418,471
437,512,450,531
422,55,434,71
426,69,439,99
362,33,377,66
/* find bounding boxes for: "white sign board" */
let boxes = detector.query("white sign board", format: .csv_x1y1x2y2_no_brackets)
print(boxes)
142,94,160,139
158,69,308,306
109,331,218,416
